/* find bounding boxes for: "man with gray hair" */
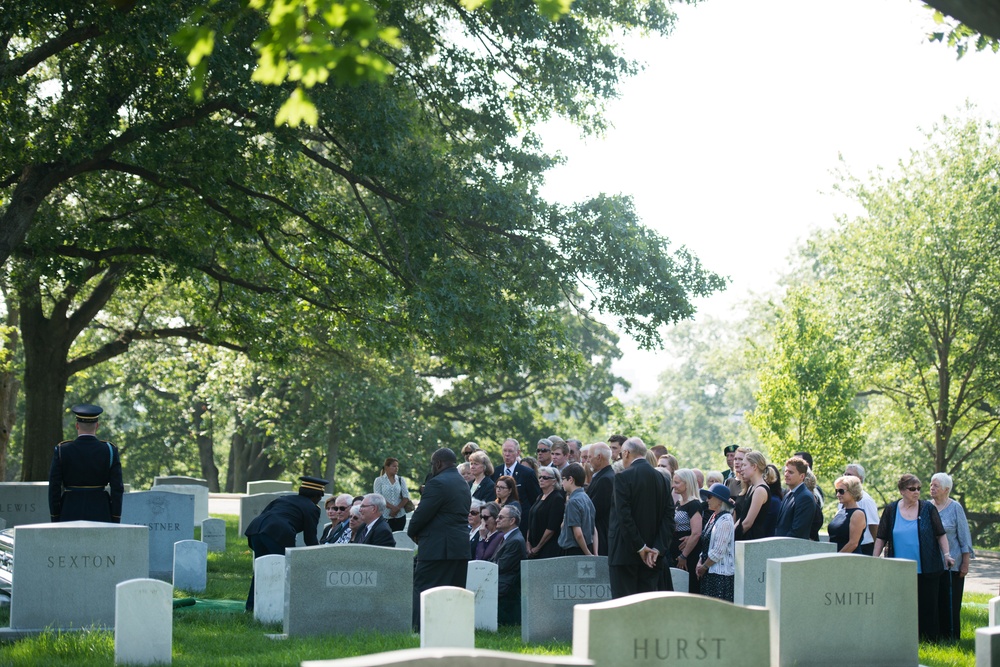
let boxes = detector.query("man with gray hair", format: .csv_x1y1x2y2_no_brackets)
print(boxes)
567,438,582,464
841,462,879,555
586,442,614,556
321,493,354,544
492,504,526,626
608,437,674,597
357,493,396,547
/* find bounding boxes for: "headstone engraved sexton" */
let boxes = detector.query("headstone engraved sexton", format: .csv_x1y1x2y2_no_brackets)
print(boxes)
767,553,917,667
521,556,611,643
121,490,195,580
574,592,769,667
734,536,836,607
8,521,148,630
284,543,414,637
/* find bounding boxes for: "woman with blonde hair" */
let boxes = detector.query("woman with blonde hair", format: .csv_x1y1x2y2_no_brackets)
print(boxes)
734,451,770,541
828,475,866,554
671,468,703,594
468,450,496,501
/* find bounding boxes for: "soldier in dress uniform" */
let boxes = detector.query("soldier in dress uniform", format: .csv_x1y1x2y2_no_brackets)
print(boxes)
48,404,124,523
244,475,328,610
721,444,739,483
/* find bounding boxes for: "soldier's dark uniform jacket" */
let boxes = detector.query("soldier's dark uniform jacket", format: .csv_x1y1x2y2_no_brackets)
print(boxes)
48,434,124,523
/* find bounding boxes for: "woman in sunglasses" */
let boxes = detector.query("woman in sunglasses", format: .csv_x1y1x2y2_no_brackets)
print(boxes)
525,465,565,559
873,473,954,642
827,475,866,554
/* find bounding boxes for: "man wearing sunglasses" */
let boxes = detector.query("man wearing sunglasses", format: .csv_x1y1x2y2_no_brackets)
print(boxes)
320,494,354,544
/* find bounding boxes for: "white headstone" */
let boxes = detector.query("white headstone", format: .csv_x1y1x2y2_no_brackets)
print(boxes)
10,521,148,629
239,492,294,537
254,554,286,624
466,561,498,631
420,586,475,649
121,490,195,580
670,567,689,593
0,517,5,529
0,482,50,527
115,578,172,665
735,536,836,606
521,556,611,643
153,475,208,487
285,544,414,637
768,553,917,667
393,531,417,550
978,626,1000,667
155,484,210,524
573,592,769,667
173,539,207,592
200,517,226,552
246,480,294,495
302,648,592,667
990,596,1000,627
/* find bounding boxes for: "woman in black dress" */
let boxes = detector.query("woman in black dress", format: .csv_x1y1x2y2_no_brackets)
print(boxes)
828,475,866,554
670,468,703,594
734,451,770,541
526,466,565,559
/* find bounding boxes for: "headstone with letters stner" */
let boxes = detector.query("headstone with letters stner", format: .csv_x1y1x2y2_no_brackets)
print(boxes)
121,490,194,581
0,482,50,527
521,556,612,643
9,521,148,630
734,536,836,607
284,543,414,637
767,553,917,667
574,592,769,667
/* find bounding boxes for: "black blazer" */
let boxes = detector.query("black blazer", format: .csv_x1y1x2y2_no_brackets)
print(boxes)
491,462,540,509
608,458,674,567
775,483,813,539
471,475,495,502
407,466,472,560
360,516,397,547
244,494,320,548
491,529,526,625
587,465,615,557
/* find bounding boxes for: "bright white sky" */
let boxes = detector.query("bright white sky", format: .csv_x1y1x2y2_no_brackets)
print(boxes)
539,0,1000,396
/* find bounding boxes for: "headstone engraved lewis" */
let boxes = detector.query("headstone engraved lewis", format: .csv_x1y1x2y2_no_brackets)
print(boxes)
0,482,50,527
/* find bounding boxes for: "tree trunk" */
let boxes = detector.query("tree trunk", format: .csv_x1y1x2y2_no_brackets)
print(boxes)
20,282,73,480
191,399,219,492
227,422,250,493
0,165,59,269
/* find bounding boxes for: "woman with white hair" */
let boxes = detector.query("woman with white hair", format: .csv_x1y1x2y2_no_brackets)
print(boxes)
930,472,973,640
525,465,565,559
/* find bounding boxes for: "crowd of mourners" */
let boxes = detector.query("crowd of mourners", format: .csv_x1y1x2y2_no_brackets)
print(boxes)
307,437,974,641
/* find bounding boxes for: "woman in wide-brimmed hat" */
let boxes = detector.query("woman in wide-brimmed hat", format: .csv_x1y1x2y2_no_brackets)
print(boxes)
696,483,737,602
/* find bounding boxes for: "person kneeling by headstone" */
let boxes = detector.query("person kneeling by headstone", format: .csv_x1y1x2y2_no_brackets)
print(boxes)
244,475,328,611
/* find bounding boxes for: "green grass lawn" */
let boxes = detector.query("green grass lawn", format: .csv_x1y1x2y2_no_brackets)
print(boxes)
0,516,991,666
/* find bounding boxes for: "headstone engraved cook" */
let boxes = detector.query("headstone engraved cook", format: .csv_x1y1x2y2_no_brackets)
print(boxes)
121,490,194,580
521,556,611,643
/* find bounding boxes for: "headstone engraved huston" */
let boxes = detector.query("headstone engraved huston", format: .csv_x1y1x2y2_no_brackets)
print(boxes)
573,592,769,667
201,517,227,552
466,560,498,631
239,491,294,537
0,482,50,527
977,626,1000,667
302,648,593,667
767,553,917,667
521,556,612,643
121,490,194,580
254,554,286,624
420,586,475,649
734,536,836,607
155,483,210,524
115,578,172,666
284,543,414,637
173,539,208,592
9,522,148,630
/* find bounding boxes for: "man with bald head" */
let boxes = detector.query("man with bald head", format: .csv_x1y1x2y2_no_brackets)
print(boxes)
407,447,472,629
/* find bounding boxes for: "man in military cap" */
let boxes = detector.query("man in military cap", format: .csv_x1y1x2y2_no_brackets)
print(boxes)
244,475,328,610
48,404,125,524
722,444,739,483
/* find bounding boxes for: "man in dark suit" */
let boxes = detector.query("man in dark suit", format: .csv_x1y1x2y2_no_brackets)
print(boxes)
775,456,813,539
491,504,526,625
586,442,614,556
48,404,124,523
407,447,471,629
608,437,674,599
357,494,397,547
320,493,354,544
244,475,327,610
491,438,540,509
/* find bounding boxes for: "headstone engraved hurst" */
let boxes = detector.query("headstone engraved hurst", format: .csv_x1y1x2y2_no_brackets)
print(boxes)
521,556,611,643
121,490,194,580
574,592,769,667
9,521,148,629
115,578,172,665
0,482,50,527
734,536,836,606
284,543,414,637
767,553,917,667
466,560,498,631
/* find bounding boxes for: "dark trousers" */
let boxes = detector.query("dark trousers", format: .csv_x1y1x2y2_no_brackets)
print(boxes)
412,559,469,629
387,516,407,532
937,570,965,640
859,542,875,556
246,533,285,611
610,561,662,599
917,570,943,642
562,546,588,556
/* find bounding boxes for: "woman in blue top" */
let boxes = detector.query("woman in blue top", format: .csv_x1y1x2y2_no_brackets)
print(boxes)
873,474,954,642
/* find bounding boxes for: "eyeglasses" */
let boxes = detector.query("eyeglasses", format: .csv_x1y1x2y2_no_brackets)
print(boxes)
538,475,554,480
835,489,847,495
497,485,510,491
536,448,550,453
906,486,921,492
468,510,480,516
331,506,350,511
482,515,495,520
